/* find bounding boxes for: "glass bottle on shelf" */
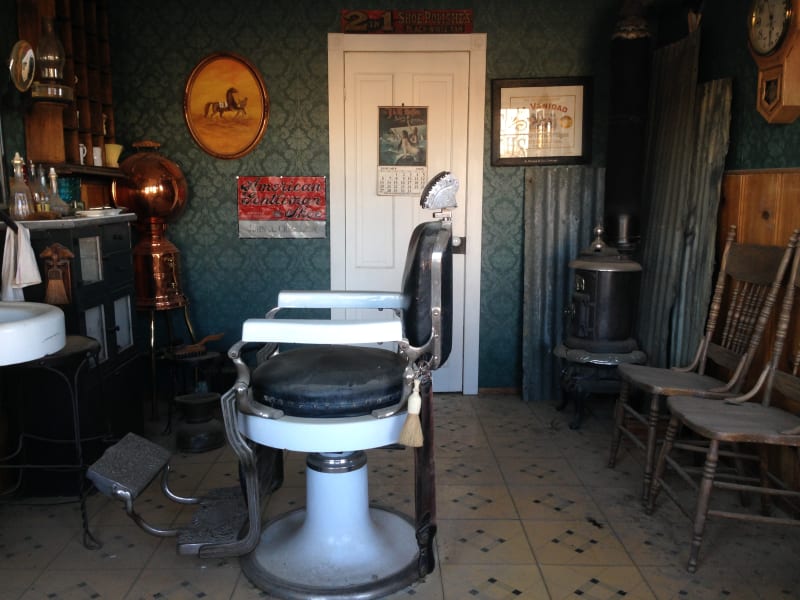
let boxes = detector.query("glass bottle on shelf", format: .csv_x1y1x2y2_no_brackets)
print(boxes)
30,164,50,213
69,179,85,212
47,167,71,216
9,152,35,220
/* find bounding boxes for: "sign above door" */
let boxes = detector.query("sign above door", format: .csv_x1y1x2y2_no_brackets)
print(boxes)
340,10,473,34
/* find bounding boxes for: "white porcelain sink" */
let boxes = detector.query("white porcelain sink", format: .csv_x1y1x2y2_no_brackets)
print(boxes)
0,302,66,366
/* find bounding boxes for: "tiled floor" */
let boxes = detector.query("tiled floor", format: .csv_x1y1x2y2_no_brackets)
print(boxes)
2,393,800,599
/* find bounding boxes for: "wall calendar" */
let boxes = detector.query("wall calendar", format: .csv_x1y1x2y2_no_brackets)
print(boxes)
377,106,428,196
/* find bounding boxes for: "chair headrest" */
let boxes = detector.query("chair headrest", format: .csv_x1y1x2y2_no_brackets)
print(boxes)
420,171,459,210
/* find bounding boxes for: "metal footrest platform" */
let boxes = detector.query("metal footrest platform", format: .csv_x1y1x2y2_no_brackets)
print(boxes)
87,432,170,499
86,431,279,558
177,486,248,555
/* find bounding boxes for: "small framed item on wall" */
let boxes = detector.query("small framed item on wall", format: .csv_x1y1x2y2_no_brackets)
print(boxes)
491,77,592,166
184,52,270,159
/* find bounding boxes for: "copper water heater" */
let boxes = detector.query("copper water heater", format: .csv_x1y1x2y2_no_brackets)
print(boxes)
112,141,188,310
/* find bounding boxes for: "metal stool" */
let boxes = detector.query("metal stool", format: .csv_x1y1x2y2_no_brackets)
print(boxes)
1,335,102,548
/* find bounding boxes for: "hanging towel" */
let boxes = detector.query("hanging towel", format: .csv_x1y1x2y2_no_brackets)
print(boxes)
2,225,41,301
1,228,22,301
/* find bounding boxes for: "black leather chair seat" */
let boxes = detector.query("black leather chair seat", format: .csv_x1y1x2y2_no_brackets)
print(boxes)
251,345,407,417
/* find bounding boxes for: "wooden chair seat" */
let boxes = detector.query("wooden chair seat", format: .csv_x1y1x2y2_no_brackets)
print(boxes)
617,364,728,397
667,396,800,445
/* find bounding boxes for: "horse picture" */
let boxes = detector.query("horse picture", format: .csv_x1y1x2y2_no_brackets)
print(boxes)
185,52,270,158
204,87,248,119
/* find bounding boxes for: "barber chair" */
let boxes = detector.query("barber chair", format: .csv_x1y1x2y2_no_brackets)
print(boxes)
87,172,458,599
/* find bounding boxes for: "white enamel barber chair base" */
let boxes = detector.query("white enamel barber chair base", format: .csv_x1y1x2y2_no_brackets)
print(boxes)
241,452,420,599
238,414,421,598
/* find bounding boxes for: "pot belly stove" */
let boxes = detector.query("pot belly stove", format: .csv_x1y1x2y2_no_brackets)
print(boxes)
556,226,645,428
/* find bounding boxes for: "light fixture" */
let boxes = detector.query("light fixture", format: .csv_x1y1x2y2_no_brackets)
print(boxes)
30,16,73,103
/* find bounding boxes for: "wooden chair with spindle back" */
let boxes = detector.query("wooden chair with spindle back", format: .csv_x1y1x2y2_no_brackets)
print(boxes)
608,226,799,503
647,235,800,572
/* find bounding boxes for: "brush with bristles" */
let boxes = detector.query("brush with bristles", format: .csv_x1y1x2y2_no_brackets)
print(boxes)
399,378,424,447
171,332,225,358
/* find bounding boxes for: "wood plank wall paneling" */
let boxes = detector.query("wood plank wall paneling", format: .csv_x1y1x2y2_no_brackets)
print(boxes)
721,169,800,249
720,168,800,490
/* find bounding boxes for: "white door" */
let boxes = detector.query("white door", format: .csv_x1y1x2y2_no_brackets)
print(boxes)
328,34,485,393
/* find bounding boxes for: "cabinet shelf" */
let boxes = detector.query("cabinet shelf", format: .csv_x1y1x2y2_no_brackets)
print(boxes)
54,164,122,178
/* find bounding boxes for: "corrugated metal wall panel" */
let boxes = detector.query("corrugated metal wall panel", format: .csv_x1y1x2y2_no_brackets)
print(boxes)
636,30,701,368
636,29,732,368
671,78,732,365
522,166,604,402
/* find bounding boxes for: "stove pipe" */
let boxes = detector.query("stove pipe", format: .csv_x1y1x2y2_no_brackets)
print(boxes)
603,0,652,255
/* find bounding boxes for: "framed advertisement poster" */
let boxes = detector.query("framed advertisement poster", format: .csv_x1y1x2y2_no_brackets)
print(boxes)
491,77,592,166
237,176,326,238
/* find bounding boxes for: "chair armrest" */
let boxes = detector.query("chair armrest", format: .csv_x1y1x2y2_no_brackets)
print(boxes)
242,317,404,345
278,290,410,310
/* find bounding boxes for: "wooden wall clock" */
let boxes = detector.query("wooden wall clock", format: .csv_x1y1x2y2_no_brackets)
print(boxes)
747,0,800,123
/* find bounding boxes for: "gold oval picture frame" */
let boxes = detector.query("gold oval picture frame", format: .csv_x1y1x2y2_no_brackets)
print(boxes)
184,52,270,159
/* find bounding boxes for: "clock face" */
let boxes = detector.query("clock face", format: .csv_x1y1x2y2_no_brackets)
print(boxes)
749,0,793,55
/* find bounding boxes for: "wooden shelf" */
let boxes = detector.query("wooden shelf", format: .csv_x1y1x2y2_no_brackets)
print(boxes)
18,0,116,167
53,164,121,178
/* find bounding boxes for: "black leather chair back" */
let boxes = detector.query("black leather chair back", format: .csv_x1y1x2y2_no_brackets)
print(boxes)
401,221,453,368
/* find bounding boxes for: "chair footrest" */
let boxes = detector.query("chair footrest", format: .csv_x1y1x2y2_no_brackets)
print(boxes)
177,486,248,556
87,433,171,499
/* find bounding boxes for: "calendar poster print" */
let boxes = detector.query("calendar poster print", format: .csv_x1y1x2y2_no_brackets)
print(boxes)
377,106,428,196
378,106,427,166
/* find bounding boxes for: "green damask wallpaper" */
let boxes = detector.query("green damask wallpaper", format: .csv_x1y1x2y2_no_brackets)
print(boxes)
106,1,337,359
2,0,798,390
102,0,618,390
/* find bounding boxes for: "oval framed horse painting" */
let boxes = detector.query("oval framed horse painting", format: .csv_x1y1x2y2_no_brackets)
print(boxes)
184,52,270,159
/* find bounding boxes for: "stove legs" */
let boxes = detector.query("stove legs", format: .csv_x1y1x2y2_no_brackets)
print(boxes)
557,368,587,429
557,363,628,430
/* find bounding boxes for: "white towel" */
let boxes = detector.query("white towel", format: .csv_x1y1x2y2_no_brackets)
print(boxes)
1,225,42,301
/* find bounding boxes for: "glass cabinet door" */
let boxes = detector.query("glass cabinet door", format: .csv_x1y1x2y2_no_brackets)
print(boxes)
77,235,103,284
83,304,108,362
113,294,134,353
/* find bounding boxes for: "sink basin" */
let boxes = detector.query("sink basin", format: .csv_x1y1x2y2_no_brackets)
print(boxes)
0,302,66,366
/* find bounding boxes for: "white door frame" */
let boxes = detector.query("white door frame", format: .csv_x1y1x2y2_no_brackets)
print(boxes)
328,33,485,394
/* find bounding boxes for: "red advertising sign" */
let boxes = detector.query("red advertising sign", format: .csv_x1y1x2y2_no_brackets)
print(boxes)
341,10,474,34
237,176,326,238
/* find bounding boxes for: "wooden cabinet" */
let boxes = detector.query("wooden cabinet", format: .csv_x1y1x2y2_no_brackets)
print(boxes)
22,215,139,372
0,215,144,494
18,0,117,173
0,215,145,430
